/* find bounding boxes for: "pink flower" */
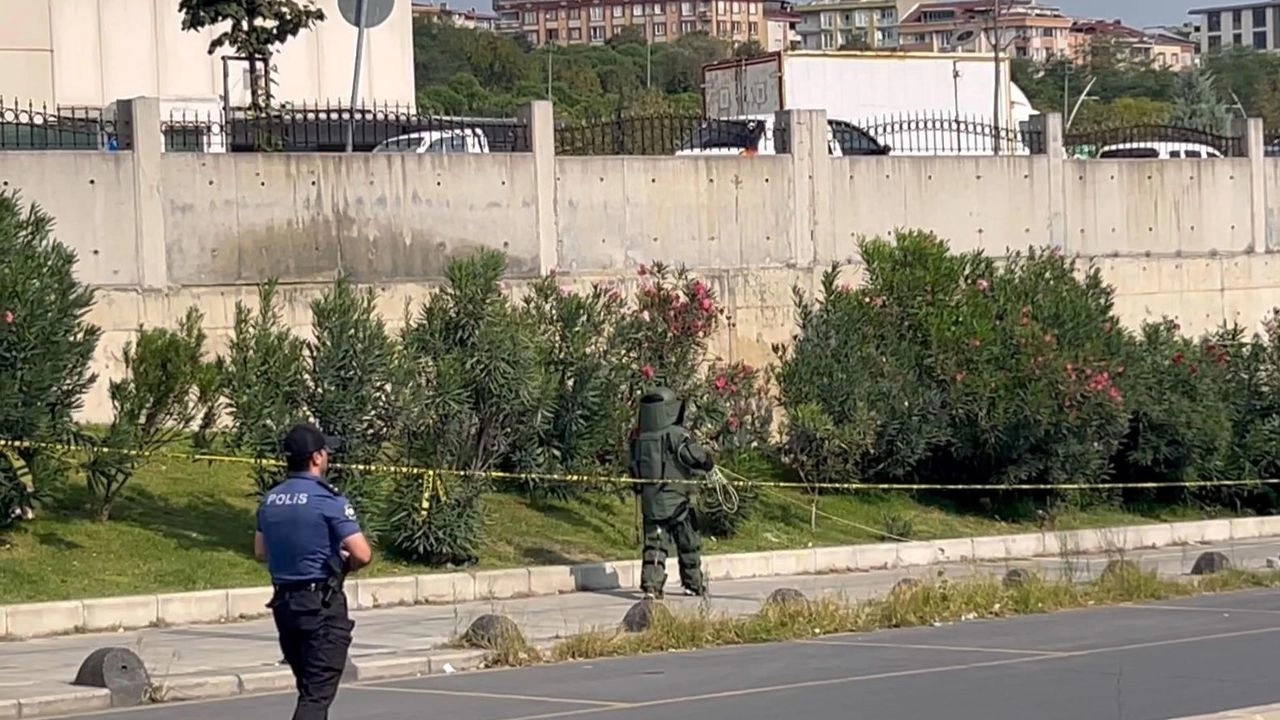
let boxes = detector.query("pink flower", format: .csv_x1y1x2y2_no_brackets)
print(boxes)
692,280,708,298
699,297,714,313
608,289,622,302
559,286,572,296
714,375,728,392
1108,386,1122,403
727,416,741,431
640,365,655,380
637,265,649,276
976,278,990,292
969,338,982,348
640,310,651,322
2,310,11,325
954,372,966,382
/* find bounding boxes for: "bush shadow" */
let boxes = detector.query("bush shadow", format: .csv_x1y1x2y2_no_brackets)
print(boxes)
110,486,255,557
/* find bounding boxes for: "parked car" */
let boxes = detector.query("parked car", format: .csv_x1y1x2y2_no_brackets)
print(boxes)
372,128,490,155
675,115,890,157
1095,141,1224,159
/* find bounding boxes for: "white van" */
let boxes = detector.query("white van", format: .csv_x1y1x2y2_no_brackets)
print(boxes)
372,128,490,155
675,115,889,157
1096,141,1224,159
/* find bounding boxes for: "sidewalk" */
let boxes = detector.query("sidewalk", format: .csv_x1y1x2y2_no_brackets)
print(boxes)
3,536,1279,719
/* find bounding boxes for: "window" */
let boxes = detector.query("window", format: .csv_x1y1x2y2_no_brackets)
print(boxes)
681,1,693,14
1041,27,1054,37
547,28,559,40
1184,149,1203,158
681,20,696,31
633,4,644,15
732,1,741,12
654,21,666,34
1256,29,1269,48
854,9,869,27
1255,7,1268,26
878,8,895,22
525,30,540,43
820,31,833,48
425,135,471,154
1098,147,1159,158
612,5,624,17
678,119,766,152
1232,9,1242,26
522,11,537,24
669,2,678,13
749,20,758,35
590,24,606,38
717,1,726,14
717,20,728,34
1207,11,1221,31
568,7,580,18
1208,34,1222,49
829,121,887,156
651,2,662,14
1233,31,1243,44
820,11,834,28
545,9,557,20
570,26,582,38
590,6,604,20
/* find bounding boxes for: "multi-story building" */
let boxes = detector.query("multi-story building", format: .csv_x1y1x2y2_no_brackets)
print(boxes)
895,0,1073,59
794,0,900,50
494,0,767,46
411,0,500,31
1069,19,1196,68
765,0,803,50
1188,1,1280,53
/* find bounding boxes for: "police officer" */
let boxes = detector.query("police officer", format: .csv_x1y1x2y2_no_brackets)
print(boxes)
255,423,372,720
629,386,715,599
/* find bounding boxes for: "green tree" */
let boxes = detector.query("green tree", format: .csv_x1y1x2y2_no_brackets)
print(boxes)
1170,67,1233,134
178,0,326,107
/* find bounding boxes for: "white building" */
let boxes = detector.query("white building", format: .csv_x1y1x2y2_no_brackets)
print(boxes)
1,0,416,112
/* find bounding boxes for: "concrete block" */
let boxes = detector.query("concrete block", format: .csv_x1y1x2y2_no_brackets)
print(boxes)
0,699,15,720
1230,516,1270,540
158,590,228,626
16,689,111,718
473,569,530,600
571,561,636,591
1001,533,1045,558
895,541,946,567
1128,523,1176,548
931,538,974,563
0,605,7,637
226,587,274,620
5,600,84,638
353,656,430,682
1064,528,1108,554
856,543,898,570
705,551,773,580
417,573,477,604
237,669,297,694
354,577,418,609
770,549,817,577
812,546,858,573
81,595,159,632
528,566,576,595
428,649,487,674
158,675,242,701
1171,519,1233,544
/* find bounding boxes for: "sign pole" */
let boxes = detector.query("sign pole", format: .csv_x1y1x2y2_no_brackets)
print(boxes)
345,0,370,153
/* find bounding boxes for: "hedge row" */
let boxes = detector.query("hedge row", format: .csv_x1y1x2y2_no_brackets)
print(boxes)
3,190,1280,567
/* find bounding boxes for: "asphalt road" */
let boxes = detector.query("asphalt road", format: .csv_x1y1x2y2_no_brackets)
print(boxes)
58,589,1280,720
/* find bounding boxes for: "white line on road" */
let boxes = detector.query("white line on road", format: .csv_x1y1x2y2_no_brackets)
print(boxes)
345,685,627,707
800,639,1066,656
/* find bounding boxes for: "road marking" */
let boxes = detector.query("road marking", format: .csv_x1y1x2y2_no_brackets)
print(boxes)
490,625,1280,720
346,685,626,707
800,639,1064,656
1116,604,1280,616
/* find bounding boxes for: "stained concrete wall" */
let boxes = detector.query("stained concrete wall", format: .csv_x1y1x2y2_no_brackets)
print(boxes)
1,99,1278,423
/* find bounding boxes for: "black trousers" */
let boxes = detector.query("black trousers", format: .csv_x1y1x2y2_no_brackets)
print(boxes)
270,585,355,720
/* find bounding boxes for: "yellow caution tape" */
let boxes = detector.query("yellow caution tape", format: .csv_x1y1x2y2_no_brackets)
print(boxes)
0,437,1276,493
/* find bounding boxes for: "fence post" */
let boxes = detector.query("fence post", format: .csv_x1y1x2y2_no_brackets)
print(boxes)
518,100,558,274
114,97,169,290
1241,116,1268,254
774,108,830,267
1042,112,1067,253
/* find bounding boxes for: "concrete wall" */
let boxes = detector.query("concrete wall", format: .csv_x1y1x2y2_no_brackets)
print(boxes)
1,0,415,109
0,100,1277,423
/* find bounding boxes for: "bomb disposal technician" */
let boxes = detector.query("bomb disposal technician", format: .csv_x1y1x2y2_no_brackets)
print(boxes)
255,423,373,720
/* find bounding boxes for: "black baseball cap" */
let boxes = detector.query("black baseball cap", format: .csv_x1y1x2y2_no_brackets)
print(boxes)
282,423,344,460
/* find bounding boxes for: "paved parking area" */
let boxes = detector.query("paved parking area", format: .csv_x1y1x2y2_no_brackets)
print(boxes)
59,589,1280,720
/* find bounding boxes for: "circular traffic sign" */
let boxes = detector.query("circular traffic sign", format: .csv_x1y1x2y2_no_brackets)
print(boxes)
338,0,395,28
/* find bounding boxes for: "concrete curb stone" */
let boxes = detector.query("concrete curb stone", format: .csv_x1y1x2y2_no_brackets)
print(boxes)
16,689,111,718
1167,703,1280,719
6,516,1280,640
0,700,15,720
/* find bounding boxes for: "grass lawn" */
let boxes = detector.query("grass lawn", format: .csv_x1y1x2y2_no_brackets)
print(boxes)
0,456,1230,605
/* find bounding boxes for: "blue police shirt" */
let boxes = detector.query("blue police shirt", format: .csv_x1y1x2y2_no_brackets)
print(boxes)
256,473,361,583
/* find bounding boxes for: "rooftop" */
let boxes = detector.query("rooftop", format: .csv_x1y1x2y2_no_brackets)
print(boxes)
1188,0,1280,13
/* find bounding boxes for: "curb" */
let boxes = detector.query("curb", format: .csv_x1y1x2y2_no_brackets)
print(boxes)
1167,704,1280,719
1,516,1274,640
7,649,490,719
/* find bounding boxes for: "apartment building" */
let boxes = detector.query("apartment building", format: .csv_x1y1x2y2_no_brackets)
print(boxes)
411,0,500,30
494,0,766,46
1069,19,1196,68
765,0,803,50
1188,1,1280,53
896,0,1073,59
794,0,900,50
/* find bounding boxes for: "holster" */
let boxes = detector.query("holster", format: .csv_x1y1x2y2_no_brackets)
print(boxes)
322,555,349,607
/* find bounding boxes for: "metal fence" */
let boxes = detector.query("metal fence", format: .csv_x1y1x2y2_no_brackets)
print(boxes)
1064,124,1244,158
555,113,754,156
162,102,532,154
854,112,1045,156
0,99,119,151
